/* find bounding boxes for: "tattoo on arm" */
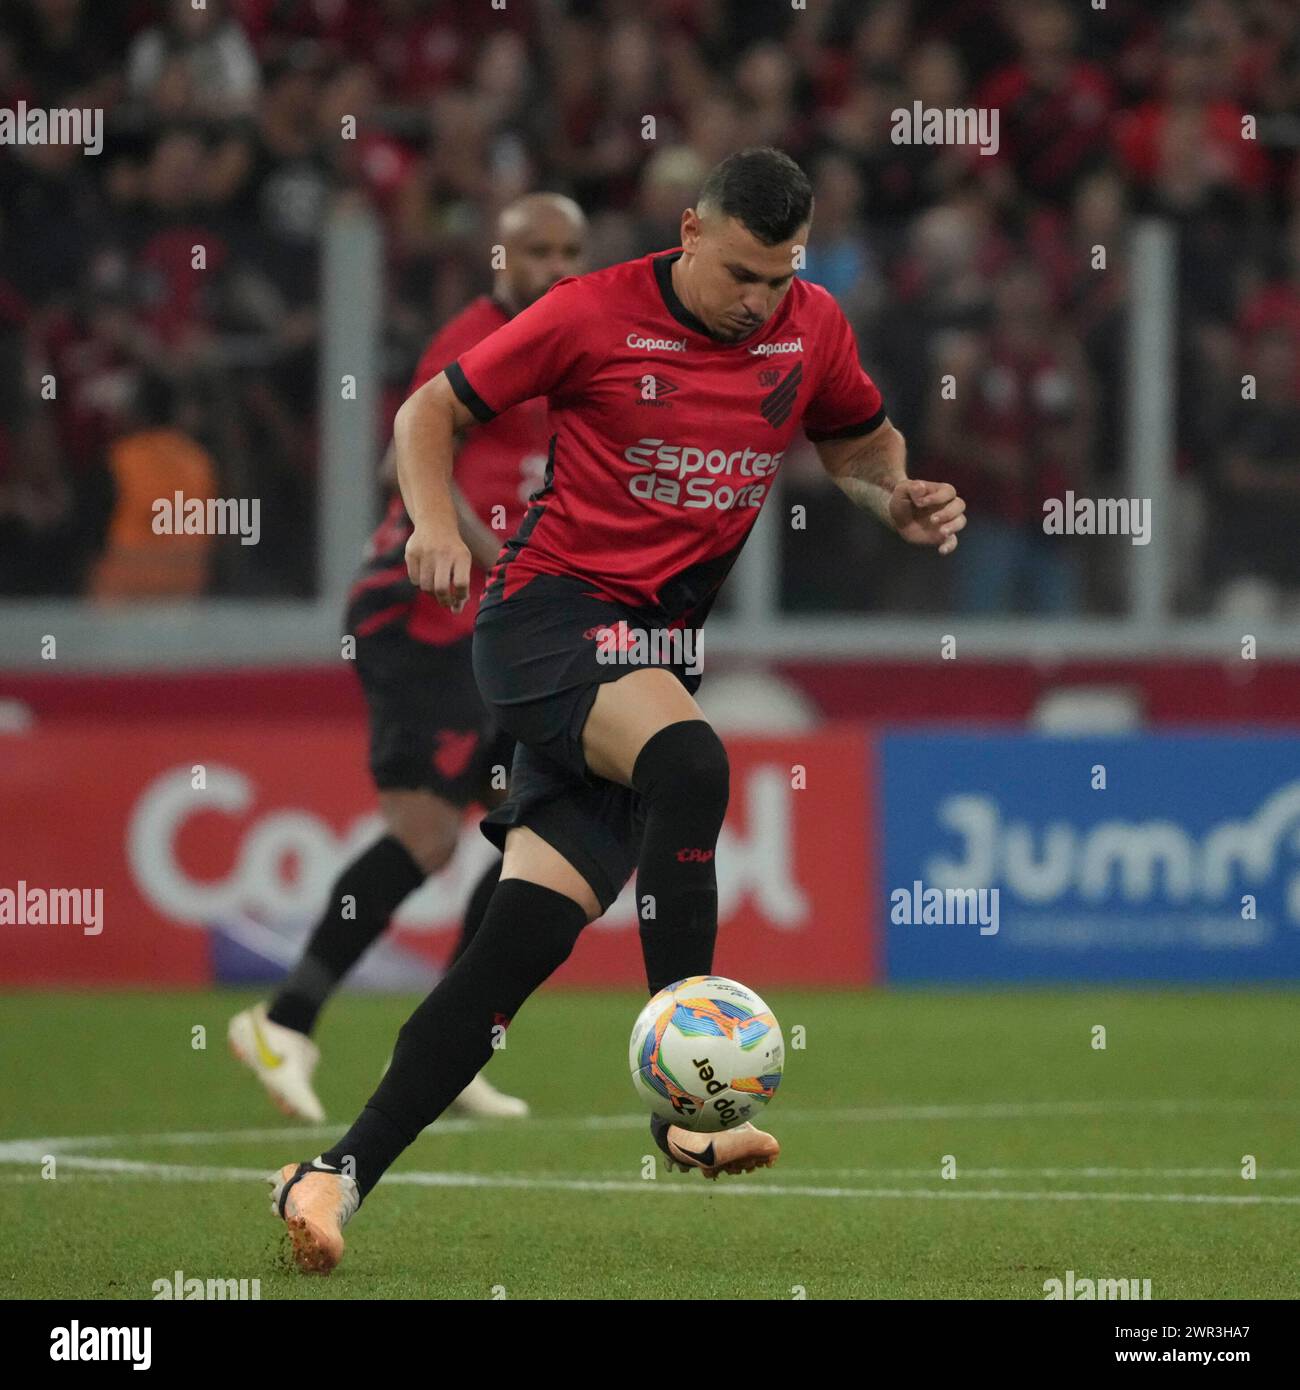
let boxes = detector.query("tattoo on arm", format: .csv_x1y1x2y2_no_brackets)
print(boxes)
831,441,906,529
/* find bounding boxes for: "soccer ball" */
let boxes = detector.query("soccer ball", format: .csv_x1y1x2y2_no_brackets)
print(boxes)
629,975,784,1133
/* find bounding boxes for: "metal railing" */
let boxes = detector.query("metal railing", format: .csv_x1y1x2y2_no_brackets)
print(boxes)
3,214,1295,671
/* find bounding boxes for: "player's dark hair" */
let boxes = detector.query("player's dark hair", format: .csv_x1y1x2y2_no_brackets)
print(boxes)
696,147,814,246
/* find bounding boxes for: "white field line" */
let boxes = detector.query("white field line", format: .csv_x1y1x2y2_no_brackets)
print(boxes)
1,1096,1291,1161
8,1159,1300,1184
2,1154,1299,1206
687,1166,1300,1180
584,1165,1300,1181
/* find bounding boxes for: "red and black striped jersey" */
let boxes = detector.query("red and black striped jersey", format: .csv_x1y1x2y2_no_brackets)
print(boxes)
348,295,550,644
448,249,885,628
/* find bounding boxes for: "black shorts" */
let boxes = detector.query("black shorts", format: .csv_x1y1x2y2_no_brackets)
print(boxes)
472,573,702,912
352,624,515,806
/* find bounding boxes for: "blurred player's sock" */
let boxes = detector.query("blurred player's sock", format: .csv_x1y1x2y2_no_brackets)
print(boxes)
320,878,586,1198
445,856,529,1121
630,720,729,995
378,853,531,1122
268,835,425,1036
449,854,503,965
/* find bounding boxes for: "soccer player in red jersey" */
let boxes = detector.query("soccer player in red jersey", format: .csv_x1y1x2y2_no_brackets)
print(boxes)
231,193,587,1125
271,149,965,1273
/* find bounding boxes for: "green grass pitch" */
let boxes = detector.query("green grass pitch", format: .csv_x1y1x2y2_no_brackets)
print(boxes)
2,988,1296,1299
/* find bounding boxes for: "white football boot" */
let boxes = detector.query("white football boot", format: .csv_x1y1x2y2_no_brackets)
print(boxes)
378,1052,531,1123
447,1071,530,1119
228,1002,326,1123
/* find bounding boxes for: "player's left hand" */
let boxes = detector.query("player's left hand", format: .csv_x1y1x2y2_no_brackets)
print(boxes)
889,479,966,556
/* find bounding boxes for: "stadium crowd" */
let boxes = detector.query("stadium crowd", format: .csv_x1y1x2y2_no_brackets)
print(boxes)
0,0,1296,614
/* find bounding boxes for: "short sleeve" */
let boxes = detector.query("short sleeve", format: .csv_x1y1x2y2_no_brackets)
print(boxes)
801,297,886,443
406,305,498,398
446,278,591,422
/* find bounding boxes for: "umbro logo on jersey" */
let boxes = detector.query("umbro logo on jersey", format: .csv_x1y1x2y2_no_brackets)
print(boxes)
749,337,803,356
583,620,634,651
760,363,803,428
636,374,679,407
627,332,687,352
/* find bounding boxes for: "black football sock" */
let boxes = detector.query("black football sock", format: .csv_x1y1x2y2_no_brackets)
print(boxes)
448,854,503,966
320,878,587,1199
630,720,730,996
267,835,426,1036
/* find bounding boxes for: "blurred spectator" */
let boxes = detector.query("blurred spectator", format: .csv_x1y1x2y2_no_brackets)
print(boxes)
127,0,261,121
0,317,76,595
1113,17,1273,218
1027,167,1131,481
819,78,950,235
633,146,707,252
733,42,809,156
221,52,329,318
1238,209,1300,399
1211,328,1300,600
0,0,1293,617
131,130,233,357
0,132,101,310
802,151,878,327
0,0,129,108
974,0,1114,207
89,374,219,601
872,194,1008,441
925,262,1092,614
549,18,677,210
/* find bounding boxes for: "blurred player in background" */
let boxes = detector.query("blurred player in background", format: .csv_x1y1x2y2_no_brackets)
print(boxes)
268,148,964,1273
229,193,589,1123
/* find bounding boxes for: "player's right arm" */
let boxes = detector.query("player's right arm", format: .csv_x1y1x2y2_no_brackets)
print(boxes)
380,428,501,573
398,276,591,607
400,278,592,608
394,371,480,611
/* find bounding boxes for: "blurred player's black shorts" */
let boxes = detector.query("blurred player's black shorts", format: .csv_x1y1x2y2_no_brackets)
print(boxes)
472,572,702,912
351,626,514,806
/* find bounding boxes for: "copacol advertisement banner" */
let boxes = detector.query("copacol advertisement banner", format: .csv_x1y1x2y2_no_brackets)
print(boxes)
881,733,1300,983
0,721,874,988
